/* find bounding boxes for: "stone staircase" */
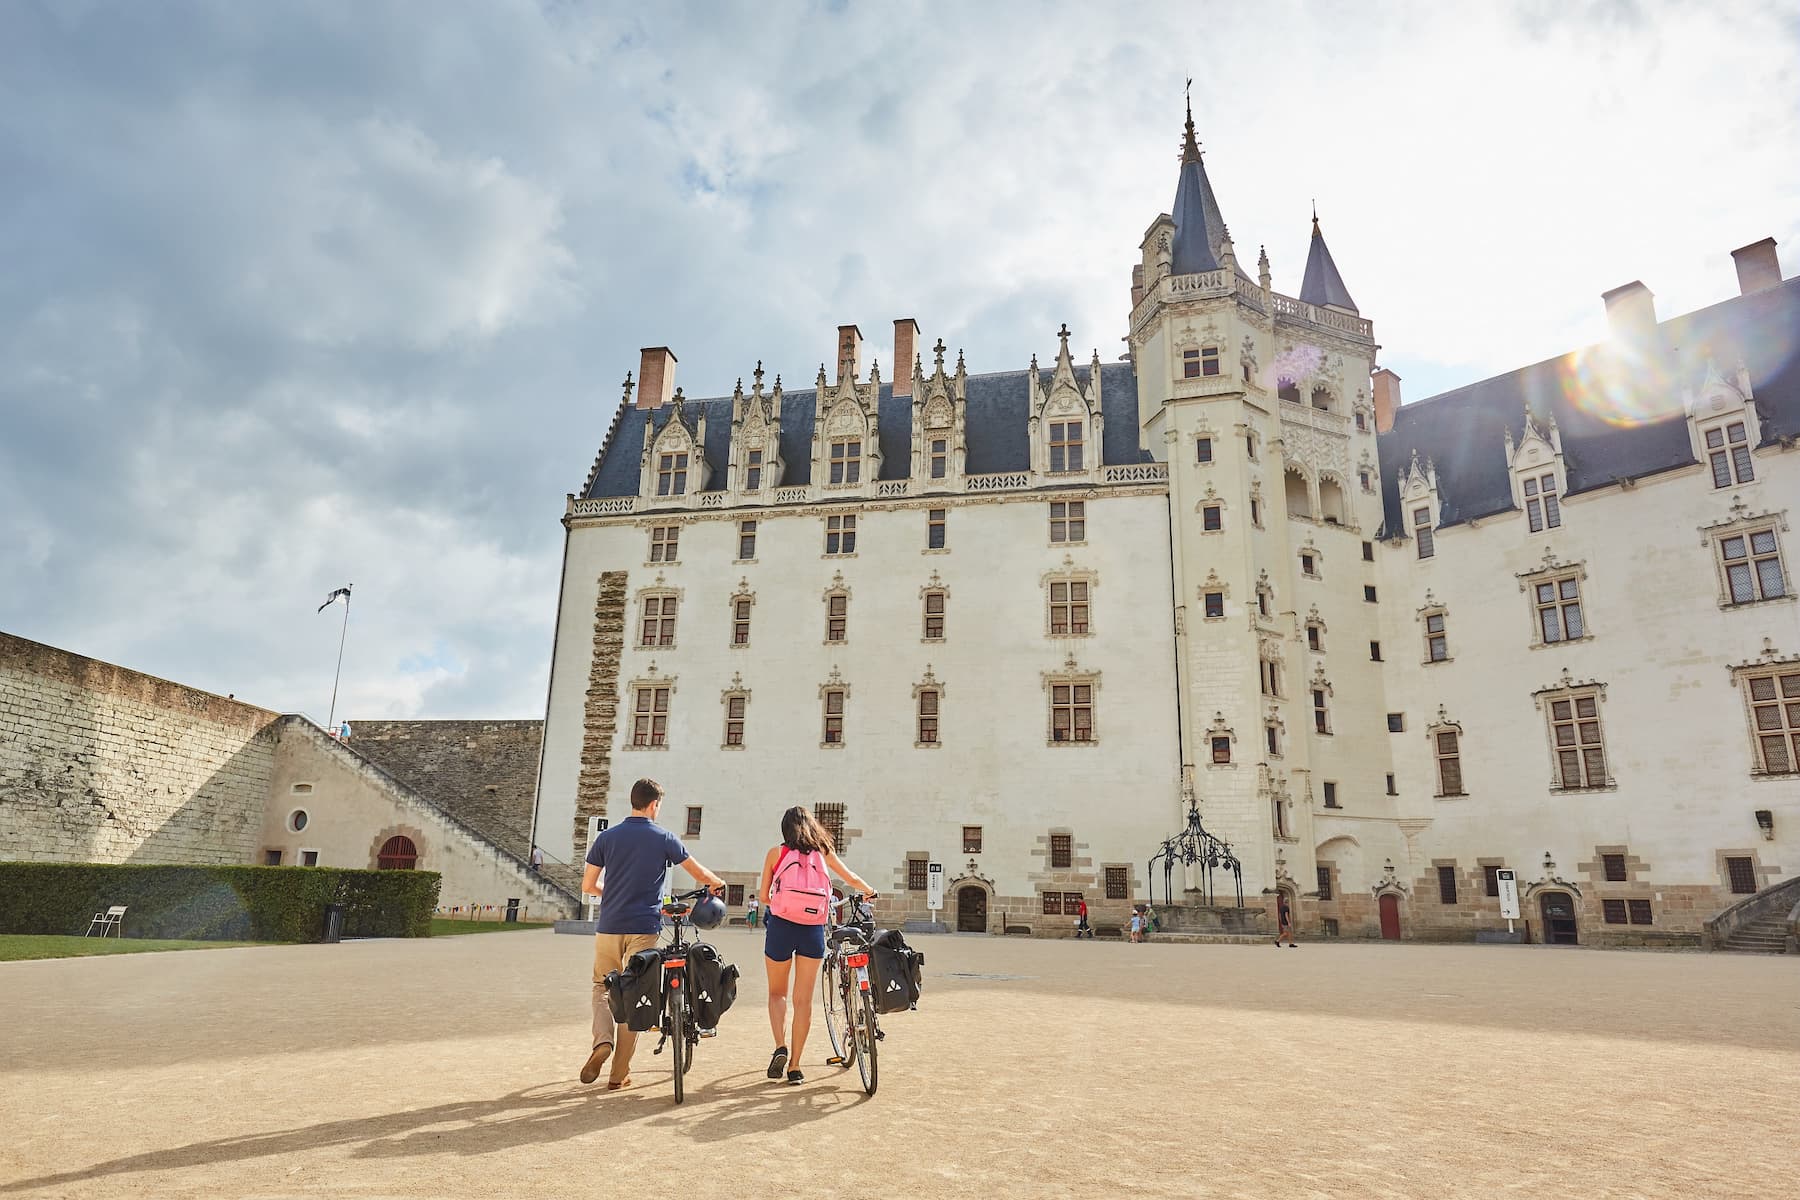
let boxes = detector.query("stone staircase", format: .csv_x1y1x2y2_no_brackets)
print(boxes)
1704,874,1799,955
1721,915,1793,954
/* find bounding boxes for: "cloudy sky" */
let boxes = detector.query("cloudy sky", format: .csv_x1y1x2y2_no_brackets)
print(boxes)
2,1,1796,720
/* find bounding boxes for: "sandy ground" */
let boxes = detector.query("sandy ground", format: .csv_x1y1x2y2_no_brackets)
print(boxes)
2,928,1796,1199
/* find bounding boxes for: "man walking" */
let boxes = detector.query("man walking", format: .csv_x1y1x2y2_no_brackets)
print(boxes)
529,845,544,875
580,778,725,1090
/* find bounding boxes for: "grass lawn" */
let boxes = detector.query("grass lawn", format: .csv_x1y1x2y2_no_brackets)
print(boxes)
428,917,552,937
0,935,262,962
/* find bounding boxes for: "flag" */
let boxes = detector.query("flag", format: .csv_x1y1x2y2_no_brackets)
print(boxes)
317,585,352,613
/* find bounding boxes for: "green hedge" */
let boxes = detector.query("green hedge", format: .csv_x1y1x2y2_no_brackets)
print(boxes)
0,862,441,942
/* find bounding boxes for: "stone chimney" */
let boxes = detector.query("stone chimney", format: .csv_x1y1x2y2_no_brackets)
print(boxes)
835,325,863,383
637,347,676,410
1731,238,1783,296
1601,281,1657,342
893,319,920,396
1372,368,1401,433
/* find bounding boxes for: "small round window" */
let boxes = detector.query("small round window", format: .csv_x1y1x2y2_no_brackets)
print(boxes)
288,809,310,833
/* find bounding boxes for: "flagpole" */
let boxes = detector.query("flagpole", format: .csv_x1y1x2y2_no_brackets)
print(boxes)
326,589,351,731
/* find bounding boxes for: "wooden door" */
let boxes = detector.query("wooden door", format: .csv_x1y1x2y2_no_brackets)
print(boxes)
1539,892,1579,944
1378,893,1401,940
957,886,986,933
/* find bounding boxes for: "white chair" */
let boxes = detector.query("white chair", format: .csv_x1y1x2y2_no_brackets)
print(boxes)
85,906,127,938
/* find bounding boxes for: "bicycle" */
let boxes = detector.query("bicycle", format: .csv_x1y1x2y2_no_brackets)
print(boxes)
820,891,881,1095
649,885,721,1105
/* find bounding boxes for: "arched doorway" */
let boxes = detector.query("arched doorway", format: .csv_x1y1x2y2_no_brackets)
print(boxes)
1378,893,1402,939
1538,891,1578,944
956,885,986,933
377,835,418,870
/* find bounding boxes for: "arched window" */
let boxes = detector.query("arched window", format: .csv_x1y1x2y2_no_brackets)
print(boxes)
377,835,418,871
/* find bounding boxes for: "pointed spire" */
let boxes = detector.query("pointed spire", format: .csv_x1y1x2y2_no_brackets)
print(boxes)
1182,80,1202,165
1298,208,1358,313
1169,94,1226,275
621,370,635,406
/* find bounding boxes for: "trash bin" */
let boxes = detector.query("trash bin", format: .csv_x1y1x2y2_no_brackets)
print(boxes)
505,898,520,924
322,903,345,944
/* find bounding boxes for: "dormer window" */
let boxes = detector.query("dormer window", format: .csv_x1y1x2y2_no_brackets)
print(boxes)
930,438,949,479
1414,506,1435,559
1706,422,1754,487
745,449,763,492
1524,473,1560,531
657,452,689,497
1049,422,1084,473
829,440,862,485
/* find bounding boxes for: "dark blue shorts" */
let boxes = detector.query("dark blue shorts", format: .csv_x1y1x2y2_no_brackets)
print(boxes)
763,911,826,961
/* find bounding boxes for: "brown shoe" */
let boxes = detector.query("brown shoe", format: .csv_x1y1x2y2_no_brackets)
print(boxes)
580,1041,613,1084
606,1077,632,1091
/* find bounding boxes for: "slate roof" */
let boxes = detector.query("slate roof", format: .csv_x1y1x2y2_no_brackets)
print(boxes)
1170,141,1227,277
1376,276,1800,536
1299,219,1357,313
585,362,1150,499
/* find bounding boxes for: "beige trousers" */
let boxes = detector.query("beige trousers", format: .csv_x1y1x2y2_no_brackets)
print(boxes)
591,933,660,1084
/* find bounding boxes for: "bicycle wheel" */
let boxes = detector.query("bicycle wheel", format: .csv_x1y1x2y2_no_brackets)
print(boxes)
668,982,688,1104
855,984,878,1096
820,955,851,1063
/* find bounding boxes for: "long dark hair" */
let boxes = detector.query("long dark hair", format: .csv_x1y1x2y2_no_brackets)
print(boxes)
781,806,834,855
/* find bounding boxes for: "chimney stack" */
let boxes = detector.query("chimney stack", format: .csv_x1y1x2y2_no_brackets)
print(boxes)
893,318,920,396
1730,238,1783,295
1372,368,1401,433
637,347,677,410
1601,281,1657,342
836,325,863,383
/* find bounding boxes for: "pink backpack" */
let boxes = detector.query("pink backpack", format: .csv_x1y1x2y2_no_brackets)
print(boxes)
768,846,831,925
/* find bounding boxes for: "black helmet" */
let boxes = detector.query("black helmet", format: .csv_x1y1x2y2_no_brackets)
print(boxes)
689,894,726,930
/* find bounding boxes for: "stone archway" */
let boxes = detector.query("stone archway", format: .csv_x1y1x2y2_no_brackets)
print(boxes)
955,885,988,933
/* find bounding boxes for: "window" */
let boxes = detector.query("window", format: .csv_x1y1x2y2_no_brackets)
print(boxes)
1484,865,1502,897
723,694,746,746
815,803,846,849
1387,713,1405,733
300,850,319,867
686,806,703,836
1197,437,1213,464
1211,735,1231,764
632,687,670,747
1105,867,1128,899
1602,899,1627,924
1257,588,1271,618
1265,722,1280,756
1369,640,1383,662
377,835,418,870
923,591,946,639
1533,576,1585,643
1435,730,1463,796
1355,411,1368,432
1049,422,1084,472
1300,552,1317,576
917,689,940,744
964,826,983,854
1322,781,1339,809
826,594,848,642
731,597,752,646
264,849,282,866
1204,591,1224,619
1424,612,1448,662
829,439,862,484
1414,507,1434,559
1050,500,1085,543
1313,688,1330,734
1726,856,1758,895
1246,431,1258,460
1316,865,1333,900
656,452,689,496
1629,899,1654,925
640,595,677,647
1745,669,1800,773
1362,540,1374,562
1438,865,1458,905
825,514,856,555
1050,683,1095,743
822,689,846,744
1259,659,1282,698
1604,899,1655,925
1183,348,1201,379
1386,773,1398,795
1049,580,1090,635
1523,472,1561,531
1705,421,1754,487
288,809,309,833
1359,468,1373,493
1547,692,1607,789
1202,504,1222,532
1202,346,1220,376
1306,624,1322,652
745,448,763,492
1050,834,1073,869
1250,498,1262,527
1602,854,1627,882
930,438,948,480
728,883,745,907
908,859,928,891
649,525,679,562
1720,529,1786,604
1363,585,1378,603
927,508,947,550
1271,794,1290,838
737,520,756,560
1278,382,1300,402
1041,892,1063,915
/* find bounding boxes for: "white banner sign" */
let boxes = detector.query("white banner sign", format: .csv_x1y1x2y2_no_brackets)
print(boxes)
1496,868,1520,920
926,862,944,911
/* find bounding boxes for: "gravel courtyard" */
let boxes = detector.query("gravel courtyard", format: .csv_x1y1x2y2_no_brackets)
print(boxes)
2,928,1795,1199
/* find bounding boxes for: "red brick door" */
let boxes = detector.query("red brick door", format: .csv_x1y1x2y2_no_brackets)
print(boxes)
1378,893,1401,940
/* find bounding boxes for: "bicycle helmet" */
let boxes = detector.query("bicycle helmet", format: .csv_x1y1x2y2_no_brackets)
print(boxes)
689,893,726,930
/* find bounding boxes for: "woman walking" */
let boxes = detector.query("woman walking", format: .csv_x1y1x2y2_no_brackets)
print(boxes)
758,806,877,1085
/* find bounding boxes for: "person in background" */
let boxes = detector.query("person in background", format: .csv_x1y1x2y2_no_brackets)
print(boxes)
529,846,544,875
1145,902,1159,936
747,894,760,929
1276,891,1298,948
338,720,352,740
1128,908,1144,943
1075,896,1091,939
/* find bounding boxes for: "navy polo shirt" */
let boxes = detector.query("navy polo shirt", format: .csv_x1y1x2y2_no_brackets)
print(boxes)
586,816,690,934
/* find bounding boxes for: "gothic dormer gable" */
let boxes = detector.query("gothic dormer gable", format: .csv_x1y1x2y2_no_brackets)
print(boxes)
813,358,882,492
640,388,712,499
1503,404,1568,533
731,361,785,497
1685,355,1761,488
1030,324,1104,481
911,337,967,488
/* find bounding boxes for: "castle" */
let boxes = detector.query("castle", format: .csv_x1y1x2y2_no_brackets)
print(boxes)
532,106,1800,947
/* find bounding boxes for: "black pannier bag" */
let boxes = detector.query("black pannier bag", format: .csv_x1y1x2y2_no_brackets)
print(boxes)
685,941,739,1028
867,928,924,1014
604,947,666,1032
